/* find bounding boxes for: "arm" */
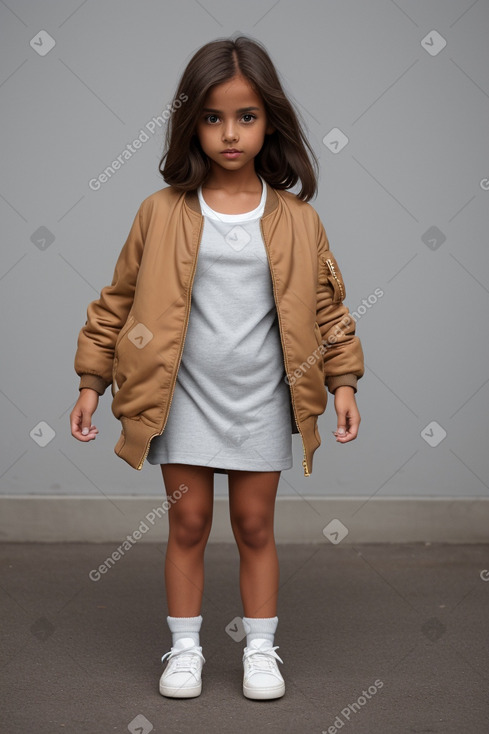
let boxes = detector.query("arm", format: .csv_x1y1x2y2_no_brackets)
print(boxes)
74,202,146,396
315,214,365,394
315,214,365,442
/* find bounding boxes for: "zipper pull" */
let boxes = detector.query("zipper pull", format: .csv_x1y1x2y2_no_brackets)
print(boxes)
325,258,345,300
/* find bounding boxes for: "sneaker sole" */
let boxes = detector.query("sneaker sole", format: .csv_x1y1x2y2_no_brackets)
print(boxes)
159,680,202,698
243,682,285,700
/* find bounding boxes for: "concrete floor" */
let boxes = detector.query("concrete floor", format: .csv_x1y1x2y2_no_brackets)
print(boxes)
1,542,488,733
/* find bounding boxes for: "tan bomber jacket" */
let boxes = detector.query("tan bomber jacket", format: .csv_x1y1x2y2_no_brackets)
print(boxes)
74,183,364,476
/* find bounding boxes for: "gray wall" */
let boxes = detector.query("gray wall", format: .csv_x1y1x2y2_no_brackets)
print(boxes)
1,1,488,508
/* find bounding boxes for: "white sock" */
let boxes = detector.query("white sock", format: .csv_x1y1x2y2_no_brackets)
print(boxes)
242,616,278,647
167,615,203,647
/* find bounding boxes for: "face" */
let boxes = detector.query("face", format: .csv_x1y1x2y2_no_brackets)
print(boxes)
195,74,274,176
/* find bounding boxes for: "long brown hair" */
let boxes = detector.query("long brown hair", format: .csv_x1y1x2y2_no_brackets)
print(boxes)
159,36,318,201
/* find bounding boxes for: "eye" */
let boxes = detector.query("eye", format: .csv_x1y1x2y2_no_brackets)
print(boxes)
204,114,220,124
241,114,257,123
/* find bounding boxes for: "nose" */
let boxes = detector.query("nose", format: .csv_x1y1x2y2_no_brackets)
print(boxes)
222,120,238,143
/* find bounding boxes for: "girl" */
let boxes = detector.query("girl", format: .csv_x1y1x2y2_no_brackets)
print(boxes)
71,35,364,701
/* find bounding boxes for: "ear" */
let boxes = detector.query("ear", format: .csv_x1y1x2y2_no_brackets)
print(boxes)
265,123,276,135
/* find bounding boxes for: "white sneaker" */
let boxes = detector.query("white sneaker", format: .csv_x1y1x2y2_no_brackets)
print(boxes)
242,638,285,700
159,637,205,698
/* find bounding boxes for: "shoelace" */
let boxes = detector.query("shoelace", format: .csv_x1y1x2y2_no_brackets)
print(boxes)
243,644,283,675
161,645,205,673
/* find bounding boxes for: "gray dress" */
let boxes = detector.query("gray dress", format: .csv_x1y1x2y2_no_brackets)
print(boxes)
146,176,293,471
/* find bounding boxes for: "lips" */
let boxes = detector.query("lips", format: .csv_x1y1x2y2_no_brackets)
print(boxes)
221,149,242,159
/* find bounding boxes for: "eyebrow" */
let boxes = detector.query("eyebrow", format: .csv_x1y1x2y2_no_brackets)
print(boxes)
202,106,261,114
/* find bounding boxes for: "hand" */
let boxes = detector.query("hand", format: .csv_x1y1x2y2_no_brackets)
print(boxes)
332,385,360,443
70,388,100,441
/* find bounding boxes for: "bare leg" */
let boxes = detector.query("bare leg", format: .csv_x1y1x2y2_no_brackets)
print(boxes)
228,470,281,618
160,463,215,617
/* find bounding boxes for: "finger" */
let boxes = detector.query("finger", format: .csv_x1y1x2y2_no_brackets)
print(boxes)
332,426,346,441
71,410,96,439
338,418,360,442
345,421,359,440
71,410,82,437
346,411,361,437
332,410,357,441
81,410,93,436
333,410,348,438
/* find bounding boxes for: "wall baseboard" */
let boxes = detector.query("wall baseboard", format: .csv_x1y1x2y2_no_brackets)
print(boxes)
0,496,488,543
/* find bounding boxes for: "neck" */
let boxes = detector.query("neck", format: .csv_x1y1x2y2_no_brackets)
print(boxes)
203,163,261,194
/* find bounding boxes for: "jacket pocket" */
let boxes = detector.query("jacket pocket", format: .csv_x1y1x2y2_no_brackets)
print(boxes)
318,252,345,303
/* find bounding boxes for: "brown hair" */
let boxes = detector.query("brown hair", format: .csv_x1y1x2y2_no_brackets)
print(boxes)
159,36,318,201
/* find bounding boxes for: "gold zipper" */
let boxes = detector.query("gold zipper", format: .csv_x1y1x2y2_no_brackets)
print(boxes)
260,220,311,477
137,431,160,470
325,257,344,300
137,217,204,469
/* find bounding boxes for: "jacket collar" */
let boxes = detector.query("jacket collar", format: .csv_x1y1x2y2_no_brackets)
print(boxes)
184,180,279,218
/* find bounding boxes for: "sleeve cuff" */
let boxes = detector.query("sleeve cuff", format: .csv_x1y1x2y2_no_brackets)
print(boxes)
326,373,358,394
79,374,109,396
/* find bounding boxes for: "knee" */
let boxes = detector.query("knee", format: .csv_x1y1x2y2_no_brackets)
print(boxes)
171,512,211,548
232,514,271,550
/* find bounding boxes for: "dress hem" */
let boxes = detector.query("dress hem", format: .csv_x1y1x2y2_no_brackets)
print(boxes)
146,450,293,472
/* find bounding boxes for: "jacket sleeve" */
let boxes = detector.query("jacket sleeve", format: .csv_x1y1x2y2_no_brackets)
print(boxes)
315,213,365,394
74,202,146,396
